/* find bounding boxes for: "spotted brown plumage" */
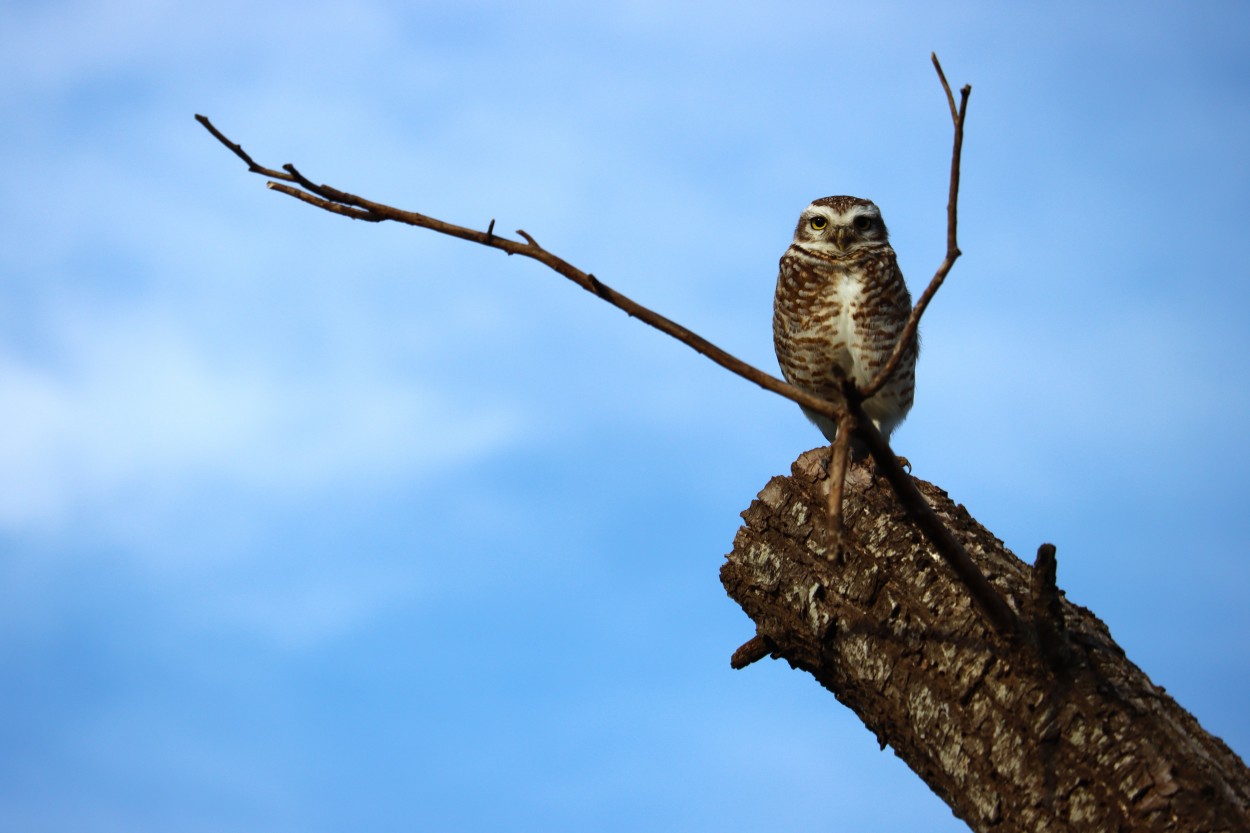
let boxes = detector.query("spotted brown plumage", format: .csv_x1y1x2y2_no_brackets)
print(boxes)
773,196,917,454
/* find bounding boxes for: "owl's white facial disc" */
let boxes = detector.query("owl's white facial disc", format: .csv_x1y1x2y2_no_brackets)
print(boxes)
793,200,889,253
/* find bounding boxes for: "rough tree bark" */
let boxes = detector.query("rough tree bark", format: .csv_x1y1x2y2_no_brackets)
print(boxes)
722,449,1250,833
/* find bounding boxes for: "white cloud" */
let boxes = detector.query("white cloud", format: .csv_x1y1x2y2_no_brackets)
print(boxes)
0,300,522,534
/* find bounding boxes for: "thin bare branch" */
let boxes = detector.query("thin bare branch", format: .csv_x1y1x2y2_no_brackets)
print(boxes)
859,55,970,400
196,116,852,427
196,104,1020,638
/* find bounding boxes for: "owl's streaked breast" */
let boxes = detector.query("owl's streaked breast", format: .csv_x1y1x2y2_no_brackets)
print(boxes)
774,246,880,392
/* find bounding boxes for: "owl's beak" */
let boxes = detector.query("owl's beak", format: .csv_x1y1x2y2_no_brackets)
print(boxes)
833,227,852,251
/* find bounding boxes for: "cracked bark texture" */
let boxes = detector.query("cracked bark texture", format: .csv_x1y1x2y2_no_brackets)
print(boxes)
721,448,1250,833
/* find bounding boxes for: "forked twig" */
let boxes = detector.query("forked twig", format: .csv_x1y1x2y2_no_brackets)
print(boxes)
859,54,970,400
195,114,293,181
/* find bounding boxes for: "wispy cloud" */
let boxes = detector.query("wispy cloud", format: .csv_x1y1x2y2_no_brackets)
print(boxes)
0,299,522,533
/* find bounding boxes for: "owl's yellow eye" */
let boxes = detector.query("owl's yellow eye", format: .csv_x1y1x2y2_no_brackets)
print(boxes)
809,216,828,231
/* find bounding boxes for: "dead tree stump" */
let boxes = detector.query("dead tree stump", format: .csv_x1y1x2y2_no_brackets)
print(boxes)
721,448,1250,832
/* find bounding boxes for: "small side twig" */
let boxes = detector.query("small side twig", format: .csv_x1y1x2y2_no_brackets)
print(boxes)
194,114,292,181
267,181,380,222
730,634,775,670
1030,543,1072,669
931,51,960,124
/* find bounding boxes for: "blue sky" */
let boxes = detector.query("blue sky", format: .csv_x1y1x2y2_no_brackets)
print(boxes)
2,1,1249,830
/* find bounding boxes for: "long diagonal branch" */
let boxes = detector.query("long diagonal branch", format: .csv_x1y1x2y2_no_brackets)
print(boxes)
193,56,1020,637
195,113,841,424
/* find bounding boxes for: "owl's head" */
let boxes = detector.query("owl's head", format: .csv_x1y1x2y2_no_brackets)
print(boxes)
792,196,890,253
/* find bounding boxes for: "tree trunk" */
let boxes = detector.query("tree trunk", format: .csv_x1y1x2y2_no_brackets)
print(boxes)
721,448,1250,832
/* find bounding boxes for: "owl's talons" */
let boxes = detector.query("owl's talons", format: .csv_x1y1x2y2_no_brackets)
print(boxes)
867,454,911,482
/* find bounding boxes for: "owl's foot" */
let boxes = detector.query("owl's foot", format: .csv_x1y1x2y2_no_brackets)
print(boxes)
864,454,911,484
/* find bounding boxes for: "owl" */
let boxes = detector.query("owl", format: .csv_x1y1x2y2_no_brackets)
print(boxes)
773,196,917,455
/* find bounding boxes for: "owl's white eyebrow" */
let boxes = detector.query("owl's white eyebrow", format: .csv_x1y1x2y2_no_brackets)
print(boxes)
806,208,880,223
